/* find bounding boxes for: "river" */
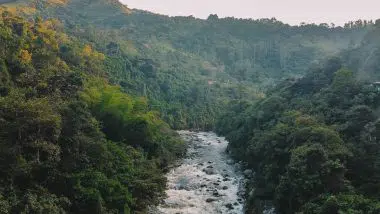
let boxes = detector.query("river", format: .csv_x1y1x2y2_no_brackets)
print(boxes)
154,131,246,214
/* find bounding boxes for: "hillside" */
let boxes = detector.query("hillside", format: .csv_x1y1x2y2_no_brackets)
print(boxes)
215,27,380,213
5,0,371,130
0,6,184,213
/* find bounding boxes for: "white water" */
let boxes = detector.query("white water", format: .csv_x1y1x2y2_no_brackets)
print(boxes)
155,131,246,214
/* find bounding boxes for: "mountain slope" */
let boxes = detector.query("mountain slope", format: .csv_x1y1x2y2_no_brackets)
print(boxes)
0,7,184,213
11,0,371,129
215,28,380,213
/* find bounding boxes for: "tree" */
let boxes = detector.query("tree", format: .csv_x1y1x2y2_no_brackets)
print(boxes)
207,14,219,21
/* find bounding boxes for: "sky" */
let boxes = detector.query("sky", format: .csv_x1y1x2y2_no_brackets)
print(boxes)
120,0,379,26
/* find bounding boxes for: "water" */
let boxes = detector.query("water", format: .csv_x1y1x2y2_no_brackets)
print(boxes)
155,131,246,214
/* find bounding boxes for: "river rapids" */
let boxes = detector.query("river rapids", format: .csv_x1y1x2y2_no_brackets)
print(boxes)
154,131,246,214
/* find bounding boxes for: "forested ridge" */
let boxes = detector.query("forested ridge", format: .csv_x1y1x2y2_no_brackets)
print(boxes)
10,0,373,130
0,6,184,213
216,31,380,213
0,0,380,213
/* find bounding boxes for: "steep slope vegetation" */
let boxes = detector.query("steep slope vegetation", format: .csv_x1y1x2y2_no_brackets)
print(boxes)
216,27,380,213
0,8,184,213
343,21,380,81
11,0,371,130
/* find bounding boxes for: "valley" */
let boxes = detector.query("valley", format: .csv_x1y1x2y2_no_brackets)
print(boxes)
0,0,379,213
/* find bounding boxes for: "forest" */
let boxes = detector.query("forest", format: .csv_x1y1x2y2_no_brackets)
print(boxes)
26,0,374,130
0,0,379,213
0,6,184,213
216,43,380,213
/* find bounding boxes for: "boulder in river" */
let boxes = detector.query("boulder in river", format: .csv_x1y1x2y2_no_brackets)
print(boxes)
244,169,253,177
206,198,217,203
203,168,215,175
225,203,234,210
249,189,255,197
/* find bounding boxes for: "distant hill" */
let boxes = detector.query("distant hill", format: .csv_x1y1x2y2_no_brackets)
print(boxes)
3,0,375,129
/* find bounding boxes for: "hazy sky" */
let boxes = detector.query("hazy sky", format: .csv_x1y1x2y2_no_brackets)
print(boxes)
120,0,379,26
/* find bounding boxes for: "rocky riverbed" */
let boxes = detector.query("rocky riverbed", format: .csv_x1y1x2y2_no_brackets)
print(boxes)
154,131,246,214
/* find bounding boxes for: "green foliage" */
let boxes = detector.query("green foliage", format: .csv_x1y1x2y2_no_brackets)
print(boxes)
303,194,380,214
21,0,370,129
217,58,380,213
0,9,184,213
81,78,184,159
0,59,10,86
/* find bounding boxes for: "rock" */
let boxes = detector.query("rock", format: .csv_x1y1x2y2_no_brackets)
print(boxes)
208,161,213,164
225,203,234,210
203,168,215,175
213,182,220,186
178,185,190,191
213,190,219,197
206,198,216,203
194,145,202,149
222,186,228,190
226,160,234,165
237,190,246,197
206,165,213,169
223,178,230,181
234,163,241,169
244,169,253,177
